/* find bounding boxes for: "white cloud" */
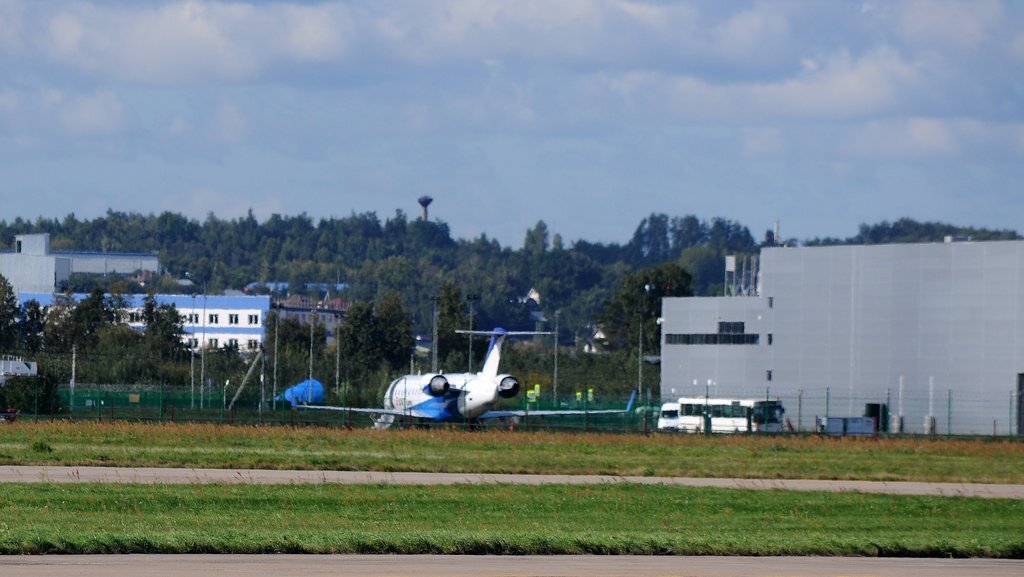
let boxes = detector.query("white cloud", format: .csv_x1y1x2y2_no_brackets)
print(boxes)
1012,32,1024,60
741,126,786,158
47,10,84,58
280,4,351,62
593,47,924,123
0,90,17,113
60,90,124,135
710,7,791,66
895,0,1003,52
210,101,246,143
0,0,25,53
36,1,355,85
844,117,1023,159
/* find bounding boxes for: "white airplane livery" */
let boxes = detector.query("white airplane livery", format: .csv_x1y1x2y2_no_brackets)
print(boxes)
304,328,635,428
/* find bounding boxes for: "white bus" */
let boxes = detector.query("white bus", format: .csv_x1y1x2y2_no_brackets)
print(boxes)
657,397,785,433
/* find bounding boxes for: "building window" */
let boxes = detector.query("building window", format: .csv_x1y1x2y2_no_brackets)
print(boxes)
228,314,239,325
228,338,238,348
209,338,218,348
187,338,198,349
767,369,773,381
185,313,199,324
209,313,219,325
718,322,744,334
665,333,760,345
248,314,259,325
15,240,21,253
768,296,773,308
128,312,141,323
247,339,258,350
767,333,773,345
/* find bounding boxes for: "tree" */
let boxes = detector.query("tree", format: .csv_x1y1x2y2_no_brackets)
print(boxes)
0,273,17,352
376,291,413,371
337,301,381,384
598,262,692,353
18,299,45,354
142,294,186,362
434,282,467,370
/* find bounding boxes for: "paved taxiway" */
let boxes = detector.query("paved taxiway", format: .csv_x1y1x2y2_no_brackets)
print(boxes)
1,554,1023,577
2,465,1023,498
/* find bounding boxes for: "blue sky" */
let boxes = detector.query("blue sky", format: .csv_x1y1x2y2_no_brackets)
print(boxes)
1,0,1021,247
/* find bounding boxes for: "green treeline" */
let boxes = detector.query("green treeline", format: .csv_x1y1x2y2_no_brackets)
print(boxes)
0,210,765,335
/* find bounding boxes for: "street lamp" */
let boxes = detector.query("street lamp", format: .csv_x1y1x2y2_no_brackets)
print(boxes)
696,378,715,435
639,283,653,395
466,293,479,373
185,272,208,410
308,305,317,404
430,296,440,373
190,290,196,409
553,310,560,408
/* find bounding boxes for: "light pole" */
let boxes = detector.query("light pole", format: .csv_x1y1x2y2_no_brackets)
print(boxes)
696,378,714,434
466,293,479,373
190,292,196,409
639,283,652,395
430,296,440,373
308,306,317,404
553,310,560,408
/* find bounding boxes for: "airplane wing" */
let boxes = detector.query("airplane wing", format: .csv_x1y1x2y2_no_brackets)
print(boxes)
478,391,637,420
297,405,412,417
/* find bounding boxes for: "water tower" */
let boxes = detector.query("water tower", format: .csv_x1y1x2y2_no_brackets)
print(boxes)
417,196,433,221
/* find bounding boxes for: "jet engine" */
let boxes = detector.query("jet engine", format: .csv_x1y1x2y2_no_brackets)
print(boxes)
426,374,450,397
496,374,520,399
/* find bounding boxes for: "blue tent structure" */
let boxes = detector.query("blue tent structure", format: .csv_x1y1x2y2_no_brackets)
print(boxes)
277,378,325,406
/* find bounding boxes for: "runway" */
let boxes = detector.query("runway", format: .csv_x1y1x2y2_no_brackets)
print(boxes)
2,465,1023,498
1,554,1023,577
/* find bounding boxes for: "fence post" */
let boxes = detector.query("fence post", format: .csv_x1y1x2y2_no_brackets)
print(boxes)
797,389,803,432
947,389,952,438
825,387,830,421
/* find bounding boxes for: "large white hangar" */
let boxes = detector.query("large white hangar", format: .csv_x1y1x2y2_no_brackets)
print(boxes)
659,239,1024,436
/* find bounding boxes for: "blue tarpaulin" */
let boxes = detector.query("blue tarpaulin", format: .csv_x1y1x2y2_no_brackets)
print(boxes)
277,378,325,406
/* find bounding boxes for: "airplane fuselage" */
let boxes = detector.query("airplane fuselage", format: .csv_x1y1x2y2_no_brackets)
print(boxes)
382,371,510,423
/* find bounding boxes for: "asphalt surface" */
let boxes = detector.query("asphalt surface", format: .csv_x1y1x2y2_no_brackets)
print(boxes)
2,465,1024,498
1,555,1023,577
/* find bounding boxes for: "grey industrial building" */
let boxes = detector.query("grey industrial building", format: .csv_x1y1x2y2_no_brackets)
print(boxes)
0,234,159,295
659,239,1024,436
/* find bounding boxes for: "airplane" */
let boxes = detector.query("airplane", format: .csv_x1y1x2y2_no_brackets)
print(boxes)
302,327,636,429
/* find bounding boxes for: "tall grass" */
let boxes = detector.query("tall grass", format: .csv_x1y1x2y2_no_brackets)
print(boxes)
1,483,1022,556
1,422,1022,483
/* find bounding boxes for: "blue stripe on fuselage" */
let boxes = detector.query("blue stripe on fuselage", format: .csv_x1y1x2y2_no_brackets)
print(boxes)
408,391,463,421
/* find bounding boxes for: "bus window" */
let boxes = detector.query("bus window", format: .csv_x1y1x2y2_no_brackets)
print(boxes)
661,409,679,419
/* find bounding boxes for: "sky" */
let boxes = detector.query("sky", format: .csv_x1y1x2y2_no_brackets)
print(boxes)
0,0,1022,248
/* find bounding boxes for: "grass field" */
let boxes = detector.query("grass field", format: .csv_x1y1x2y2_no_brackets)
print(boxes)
1,482,1022,557
1,421,1023,483
3,421,1022,557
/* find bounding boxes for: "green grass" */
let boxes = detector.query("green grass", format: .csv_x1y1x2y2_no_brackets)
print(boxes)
1,422,1023,483
0,483,1021,557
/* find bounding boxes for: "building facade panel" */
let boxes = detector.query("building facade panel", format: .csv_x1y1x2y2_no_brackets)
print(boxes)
661,240,1024,435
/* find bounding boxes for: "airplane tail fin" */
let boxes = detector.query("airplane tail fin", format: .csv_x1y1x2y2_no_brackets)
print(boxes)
456,328,553,380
